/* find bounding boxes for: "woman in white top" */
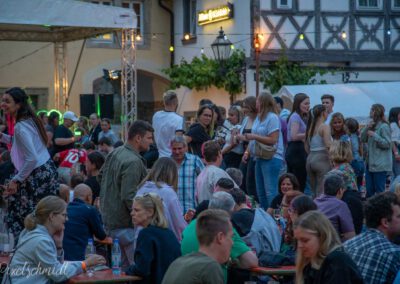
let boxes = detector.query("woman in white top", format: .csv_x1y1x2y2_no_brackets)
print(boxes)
0,87,59,237
136,157,187,241
305,104,332,197
245,93,284,209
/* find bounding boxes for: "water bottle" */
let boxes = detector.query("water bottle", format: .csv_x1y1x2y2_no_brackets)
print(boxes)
85,238,95,276
112,238,122,275
85,238,96,256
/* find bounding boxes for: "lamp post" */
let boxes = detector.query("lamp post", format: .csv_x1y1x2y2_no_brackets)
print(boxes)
254,34,261,97
211,27,232,63
211,27,233,102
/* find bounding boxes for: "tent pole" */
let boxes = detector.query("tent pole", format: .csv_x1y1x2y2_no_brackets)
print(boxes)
54,43,59,110
54,42,68,112
121,28,137,141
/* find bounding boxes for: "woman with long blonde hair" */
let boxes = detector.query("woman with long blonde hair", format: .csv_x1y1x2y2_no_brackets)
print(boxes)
5,196,105,283
294,210,362,284
136,157,187,240
244,92,284,209
126,193,181,283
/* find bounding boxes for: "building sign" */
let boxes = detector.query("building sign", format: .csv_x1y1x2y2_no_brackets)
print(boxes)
197,3,234,26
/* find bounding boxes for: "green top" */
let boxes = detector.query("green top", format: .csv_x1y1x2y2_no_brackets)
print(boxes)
98,143,147,231
181,219,251,282
162,252,224,284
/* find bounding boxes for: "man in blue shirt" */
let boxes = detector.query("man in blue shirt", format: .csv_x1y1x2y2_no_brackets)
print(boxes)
63,184,106,260
344,192,400,284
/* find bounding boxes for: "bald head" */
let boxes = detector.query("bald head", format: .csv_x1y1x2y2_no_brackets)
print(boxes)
74,183,93,204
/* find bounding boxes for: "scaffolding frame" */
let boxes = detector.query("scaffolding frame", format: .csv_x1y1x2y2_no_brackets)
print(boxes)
54,42,69,111
120,28,137,141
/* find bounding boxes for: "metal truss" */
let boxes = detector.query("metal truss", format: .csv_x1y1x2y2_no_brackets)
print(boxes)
54,42,69,111
120,28,137,141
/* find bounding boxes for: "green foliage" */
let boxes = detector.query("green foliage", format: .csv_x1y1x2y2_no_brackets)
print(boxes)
260,54,329,94
163,49,246,96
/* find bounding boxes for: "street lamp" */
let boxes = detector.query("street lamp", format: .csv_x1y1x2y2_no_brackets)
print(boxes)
211,27,232,63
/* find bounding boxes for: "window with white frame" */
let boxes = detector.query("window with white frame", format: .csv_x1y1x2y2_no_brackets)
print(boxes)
393,0,400,9
183,0,196,38
277,0,292,9
357,0,382,9
122,1,144,44
91,1,114,42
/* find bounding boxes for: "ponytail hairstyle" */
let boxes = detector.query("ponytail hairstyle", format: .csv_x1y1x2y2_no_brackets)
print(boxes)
133,193,168,229
305,104,326,143
5,87,48,146
24,196,67,231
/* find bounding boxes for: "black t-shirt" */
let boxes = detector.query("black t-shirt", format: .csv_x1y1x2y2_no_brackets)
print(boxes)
231,208,255,237
186,123,211,158
342,190,364,235
303,247,363,284
194,200,210,219
270,193,284,210
84,176,101,204
53,125,74,154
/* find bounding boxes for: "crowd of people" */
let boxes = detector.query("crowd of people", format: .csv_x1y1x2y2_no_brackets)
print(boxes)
0,87,400,283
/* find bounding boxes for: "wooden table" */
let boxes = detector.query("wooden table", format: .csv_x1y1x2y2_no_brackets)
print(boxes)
250,265,295,283
67,269,138,284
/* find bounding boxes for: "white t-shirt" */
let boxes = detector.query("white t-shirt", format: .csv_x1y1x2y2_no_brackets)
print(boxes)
249,112,284,160
152,110,184,157
195,165,238,203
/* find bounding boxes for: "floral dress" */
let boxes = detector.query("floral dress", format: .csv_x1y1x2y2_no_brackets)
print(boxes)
334,163,358,191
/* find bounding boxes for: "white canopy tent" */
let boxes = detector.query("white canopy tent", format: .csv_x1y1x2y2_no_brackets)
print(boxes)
0,0,137,139
0,0,136,42
277,81,400,124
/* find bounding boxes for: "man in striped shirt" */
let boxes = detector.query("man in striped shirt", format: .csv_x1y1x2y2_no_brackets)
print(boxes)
171,136,204,213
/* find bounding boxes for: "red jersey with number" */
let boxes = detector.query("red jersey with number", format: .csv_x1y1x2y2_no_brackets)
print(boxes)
59,149,87,168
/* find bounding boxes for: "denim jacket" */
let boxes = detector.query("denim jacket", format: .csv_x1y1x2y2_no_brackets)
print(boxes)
361,122,392,172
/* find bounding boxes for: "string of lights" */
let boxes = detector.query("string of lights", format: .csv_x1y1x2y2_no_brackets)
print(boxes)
137,26,398,52
0,25,398,68
137,26,399,38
